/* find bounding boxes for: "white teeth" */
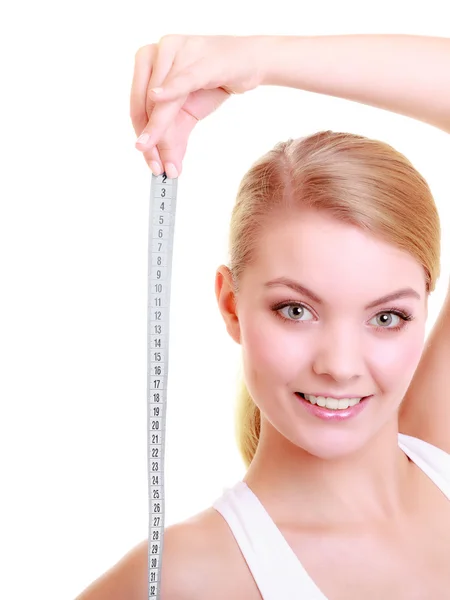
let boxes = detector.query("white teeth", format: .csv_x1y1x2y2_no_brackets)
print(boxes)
303,394,362,410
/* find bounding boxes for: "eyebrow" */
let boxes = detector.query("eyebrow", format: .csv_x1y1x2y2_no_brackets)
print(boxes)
264,277,421,309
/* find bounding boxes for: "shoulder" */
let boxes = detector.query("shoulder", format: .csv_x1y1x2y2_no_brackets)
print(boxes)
75,506,252,600
160,507,242,598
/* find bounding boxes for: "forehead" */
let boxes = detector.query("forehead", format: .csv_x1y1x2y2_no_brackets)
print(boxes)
245,210,426,302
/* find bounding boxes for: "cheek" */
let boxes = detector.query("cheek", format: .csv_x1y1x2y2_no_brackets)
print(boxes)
368,330,425,389
240,310,309,383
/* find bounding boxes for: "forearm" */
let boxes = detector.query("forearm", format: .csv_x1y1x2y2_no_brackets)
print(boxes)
258,34,450,134
399,291,450,449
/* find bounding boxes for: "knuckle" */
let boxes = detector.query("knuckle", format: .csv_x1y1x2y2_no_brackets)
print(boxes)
134,45,147,62
158,33,179,46
134,44,156,63
158,33,188,51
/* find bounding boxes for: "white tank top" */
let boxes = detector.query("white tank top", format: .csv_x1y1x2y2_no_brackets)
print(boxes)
212,434,450,600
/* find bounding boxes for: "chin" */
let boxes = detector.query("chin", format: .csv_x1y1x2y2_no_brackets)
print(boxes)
286,427,374,461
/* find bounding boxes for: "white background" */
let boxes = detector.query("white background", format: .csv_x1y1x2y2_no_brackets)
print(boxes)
1,1,449,598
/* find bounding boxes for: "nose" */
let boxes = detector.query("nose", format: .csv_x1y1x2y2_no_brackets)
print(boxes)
312,326,364,384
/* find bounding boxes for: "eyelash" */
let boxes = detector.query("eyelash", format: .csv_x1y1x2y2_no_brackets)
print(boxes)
271,301,415,333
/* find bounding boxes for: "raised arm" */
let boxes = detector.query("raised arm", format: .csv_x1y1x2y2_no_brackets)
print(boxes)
398,287,450,451
133,34,450,173
260,34,450,134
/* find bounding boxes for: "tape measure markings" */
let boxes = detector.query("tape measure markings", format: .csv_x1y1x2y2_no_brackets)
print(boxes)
147,172,178,599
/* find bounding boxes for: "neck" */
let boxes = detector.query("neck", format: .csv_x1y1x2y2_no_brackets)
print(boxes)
244,417,413,528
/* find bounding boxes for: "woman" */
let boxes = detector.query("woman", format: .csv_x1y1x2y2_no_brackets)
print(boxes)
77,34,450,599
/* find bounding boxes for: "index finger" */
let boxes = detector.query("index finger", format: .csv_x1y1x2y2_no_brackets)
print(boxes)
131,44,189,150
130,45,155,137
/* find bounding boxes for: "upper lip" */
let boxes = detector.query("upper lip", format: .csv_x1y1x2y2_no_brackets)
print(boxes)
299,392,371,399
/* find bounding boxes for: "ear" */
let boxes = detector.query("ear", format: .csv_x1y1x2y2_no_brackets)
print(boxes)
215,265,241,345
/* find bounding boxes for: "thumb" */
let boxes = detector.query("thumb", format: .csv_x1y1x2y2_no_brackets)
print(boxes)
136,94,187,149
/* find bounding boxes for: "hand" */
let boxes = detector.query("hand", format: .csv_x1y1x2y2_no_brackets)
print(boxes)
130,34,266,177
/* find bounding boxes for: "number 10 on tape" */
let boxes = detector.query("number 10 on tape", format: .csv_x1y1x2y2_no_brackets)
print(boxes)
147,172,178,599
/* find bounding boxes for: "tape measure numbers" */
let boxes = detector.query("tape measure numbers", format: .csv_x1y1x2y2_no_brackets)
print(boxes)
147,172,178,599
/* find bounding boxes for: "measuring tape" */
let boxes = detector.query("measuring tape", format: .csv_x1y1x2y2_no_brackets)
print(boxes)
147,171,178,599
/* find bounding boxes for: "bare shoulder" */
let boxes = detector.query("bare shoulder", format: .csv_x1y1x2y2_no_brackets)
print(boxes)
160,506,254,599
75,506,258,600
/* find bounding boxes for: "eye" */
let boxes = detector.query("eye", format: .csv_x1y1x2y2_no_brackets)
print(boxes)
369,310,413,331
273,302,314,322
369,312,399,328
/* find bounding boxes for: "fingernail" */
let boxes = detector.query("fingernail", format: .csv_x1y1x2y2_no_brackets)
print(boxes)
165,163,178,179
136,132,151,146
151,87,163,95
150,161,162,176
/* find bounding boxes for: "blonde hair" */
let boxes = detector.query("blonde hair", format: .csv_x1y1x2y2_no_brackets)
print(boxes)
228,131,441,468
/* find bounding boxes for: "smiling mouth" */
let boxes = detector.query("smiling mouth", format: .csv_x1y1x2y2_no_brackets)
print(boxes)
296,392,370,410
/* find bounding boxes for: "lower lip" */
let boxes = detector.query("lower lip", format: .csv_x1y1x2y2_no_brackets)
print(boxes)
295,393,372,421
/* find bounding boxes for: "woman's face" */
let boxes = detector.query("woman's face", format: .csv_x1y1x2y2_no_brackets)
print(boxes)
216,209,428,459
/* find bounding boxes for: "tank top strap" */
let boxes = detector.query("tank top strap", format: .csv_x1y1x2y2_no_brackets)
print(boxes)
398,433,450,499
213,481,328,600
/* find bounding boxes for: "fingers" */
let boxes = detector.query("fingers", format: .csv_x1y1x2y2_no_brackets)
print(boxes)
134,40,189,153
131,36,206,176
146,69,214,102
143,145,164,176
136,95,189,151
151,110,196,177
130,45,155,137
130,46,165,175
147,37,178,95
